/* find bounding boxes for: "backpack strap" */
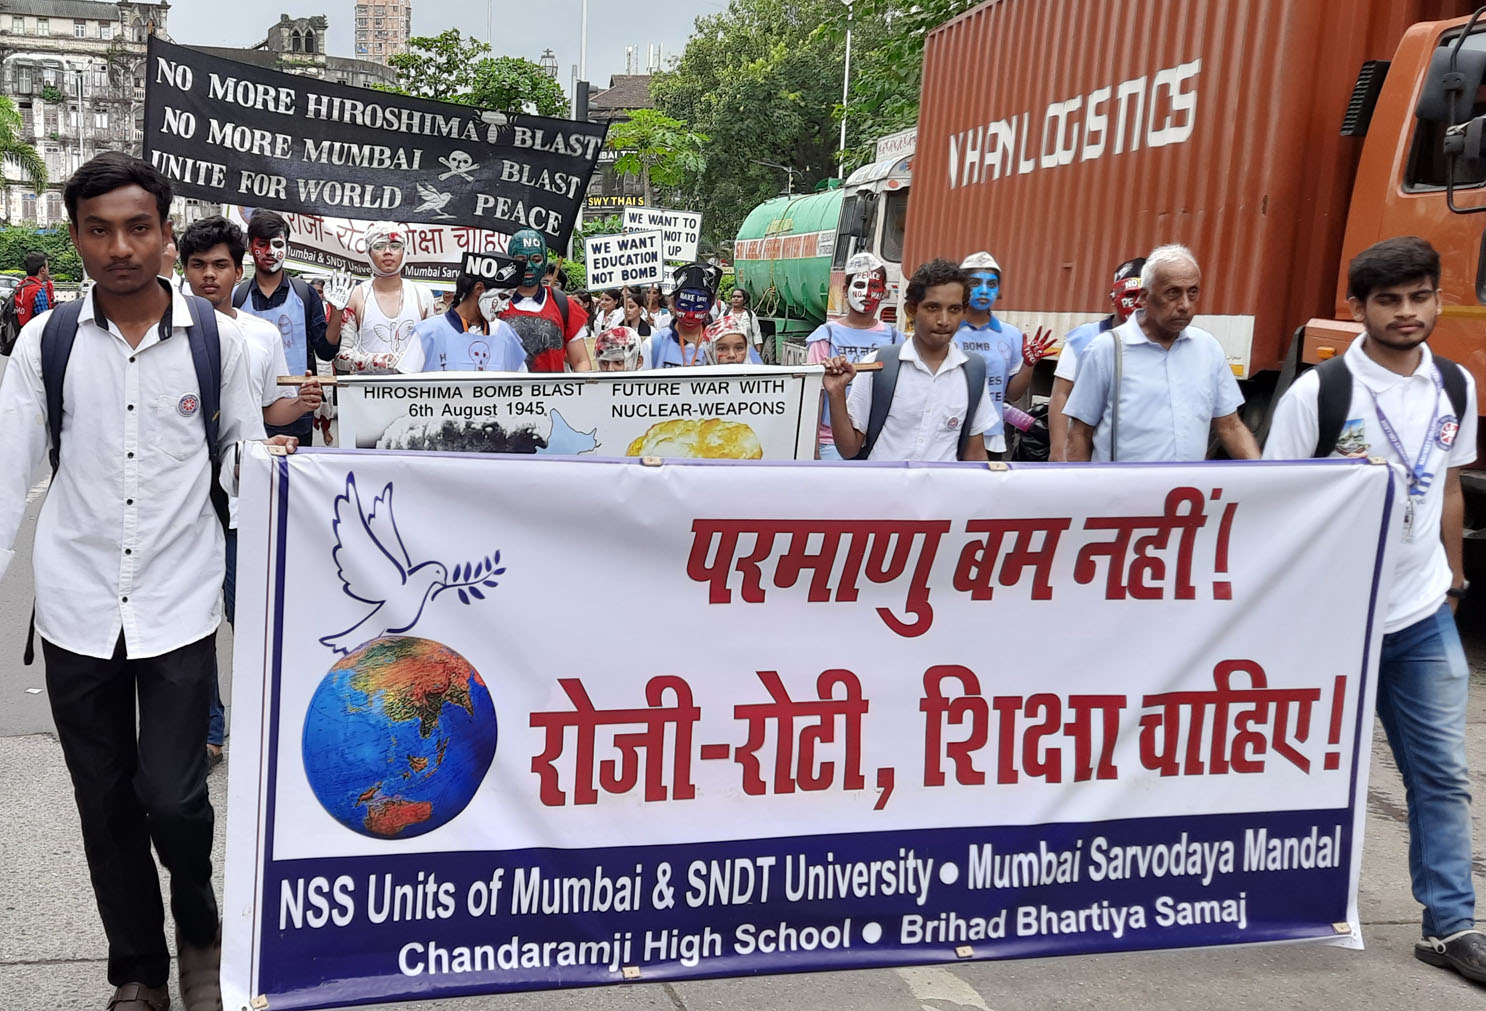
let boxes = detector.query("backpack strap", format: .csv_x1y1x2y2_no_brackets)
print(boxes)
1434,354,1469,421
40,300,86,473
181,296,229,529
552,288,570,332
288,275,313,305
856,348,904,460
959,353,987,460
1312,355,1354,457
232,278,252,310
1110,333,1123,462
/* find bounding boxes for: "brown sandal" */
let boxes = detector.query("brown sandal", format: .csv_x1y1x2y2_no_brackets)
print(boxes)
107,982,170,1011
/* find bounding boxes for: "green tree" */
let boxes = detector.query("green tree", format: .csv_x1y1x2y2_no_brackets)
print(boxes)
0,226,82,280
0,95,47,214
384,29,492,101
651,0,885,247
467,57,568,117
606,109,707,208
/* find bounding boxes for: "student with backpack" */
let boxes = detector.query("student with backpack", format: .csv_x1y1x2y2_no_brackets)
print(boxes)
15,250,55,327
0,153,300,1011
821,258,997,462
1264,236,1480,983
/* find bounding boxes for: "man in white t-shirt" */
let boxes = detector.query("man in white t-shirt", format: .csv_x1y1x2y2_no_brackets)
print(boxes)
823,258,996,462
179,215,322,768
1265,236,1481,982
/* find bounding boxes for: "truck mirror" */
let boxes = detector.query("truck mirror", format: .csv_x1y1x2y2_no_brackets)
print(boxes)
1416,45,1486,124
850,193,874,239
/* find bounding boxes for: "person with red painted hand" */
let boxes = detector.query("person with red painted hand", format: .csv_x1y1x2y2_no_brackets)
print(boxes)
954,251,1049,455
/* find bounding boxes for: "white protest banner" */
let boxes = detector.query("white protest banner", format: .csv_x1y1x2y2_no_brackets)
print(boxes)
228,207,504,288
624,206,704,262
225,448,1394,1010
585,230,664,288
335,366,821,459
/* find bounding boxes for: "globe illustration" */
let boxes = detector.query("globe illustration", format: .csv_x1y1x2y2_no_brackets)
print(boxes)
302,636,498,839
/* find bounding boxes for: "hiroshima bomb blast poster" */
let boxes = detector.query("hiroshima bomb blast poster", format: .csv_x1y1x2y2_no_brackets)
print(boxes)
144,37,606,250
224,446,1393,1009
334,367,822,460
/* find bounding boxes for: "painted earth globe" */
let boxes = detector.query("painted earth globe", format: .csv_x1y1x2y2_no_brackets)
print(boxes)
302,636,498,839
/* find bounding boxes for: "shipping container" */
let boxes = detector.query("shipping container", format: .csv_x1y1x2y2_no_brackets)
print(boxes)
906,0,1479,385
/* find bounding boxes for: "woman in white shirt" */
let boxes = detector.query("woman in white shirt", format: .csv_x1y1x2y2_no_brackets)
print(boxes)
594,288,625,332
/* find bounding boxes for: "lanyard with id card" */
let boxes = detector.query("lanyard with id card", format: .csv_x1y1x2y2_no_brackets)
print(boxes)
1365,366,1444,542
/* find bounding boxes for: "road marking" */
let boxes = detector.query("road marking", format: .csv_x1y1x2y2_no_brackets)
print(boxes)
25,476,49,505
896,966,993,1011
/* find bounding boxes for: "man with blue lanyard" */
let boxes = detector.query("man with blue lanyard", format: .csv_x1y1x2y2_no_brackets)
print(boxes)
233,210,334,444
955,251,1053,455
407,252,527,373
1265,236,1480,981
645,262,723,369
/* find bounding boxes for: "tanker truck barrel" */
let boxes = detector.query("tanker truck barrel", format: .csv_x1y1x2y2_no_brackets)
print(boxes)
734,187,847,353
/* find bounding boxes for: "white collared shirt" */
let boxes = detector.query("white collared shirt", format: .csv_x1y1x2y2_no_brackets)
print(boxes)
0,282,265,658
1264,338,1477,632
229,309,295,530
844,338,1000,461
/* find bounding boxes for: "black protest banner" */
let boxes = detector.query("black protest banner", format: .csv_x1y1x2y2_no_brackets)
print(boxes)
144,37,606,250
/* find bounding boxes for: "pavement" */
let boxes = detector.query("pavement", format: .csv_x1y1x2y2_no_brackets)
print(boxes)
6,358,1486,1009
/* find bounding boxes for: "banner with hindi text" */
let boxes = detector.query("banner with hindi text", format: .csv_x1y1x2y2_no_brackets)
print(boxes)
223,448,1394,1009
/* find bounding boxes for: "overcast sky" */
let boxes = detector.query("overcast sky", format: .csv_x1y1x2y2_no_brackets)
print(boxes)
167,1,726,93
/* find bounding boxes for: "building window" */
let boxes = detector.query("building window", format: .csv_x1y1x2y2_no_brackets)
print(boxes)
22,193,36,222
45,192,62,222
373,43,382,52
36,18,49,35
15,66,32,94
11,16,24,33
75,20,87,38
100,22,111,40
94,110,108,130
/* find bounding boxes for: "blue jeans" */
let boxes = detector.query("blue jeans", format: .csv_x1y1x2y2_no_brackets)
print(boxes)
1375,603,1474,937
208,529,237,748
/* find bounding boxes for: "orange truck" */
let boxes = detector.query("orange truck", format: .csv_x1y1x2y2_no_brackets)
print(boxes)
906,0,1486,507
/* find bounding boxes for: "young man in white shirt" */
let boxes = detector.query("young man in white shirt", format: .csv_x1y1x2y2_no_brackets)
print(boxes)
1064,244,1260,462
0,153,299,1011
1265,236,1481,981
822,258,996,462
179,214,323,770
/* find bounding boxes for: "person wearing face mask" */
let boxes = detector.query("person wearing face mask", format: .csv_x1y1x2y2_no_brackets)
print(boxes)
407,252,527,373
642,263,723,369
499,228,592,372
955,251,1054,455
233,210,336,445
322,223,433,374
806,253,903,459
1047,257,1144,461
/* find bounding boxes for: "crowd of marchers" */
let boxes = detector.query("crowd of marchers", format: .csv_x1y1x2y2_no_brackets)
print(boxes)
0,148,1481,1011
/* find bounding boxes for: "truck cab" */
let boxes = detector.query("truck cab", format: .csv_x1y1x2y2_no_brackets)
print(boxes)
827,154,913,327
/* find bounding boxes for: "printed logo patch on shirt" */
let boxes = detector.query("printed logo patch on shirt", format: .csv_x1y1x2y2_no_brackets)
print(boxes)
1436,415,1460,450
1335,419,1369,457
177,393,200,418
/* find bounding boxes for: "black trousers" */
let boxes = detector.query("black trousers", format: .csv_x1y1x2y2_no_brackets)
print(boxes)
44,633,220,987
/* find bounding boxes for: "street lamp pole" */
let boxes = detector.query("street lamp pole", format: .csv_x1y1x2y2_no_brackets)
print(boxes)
838,0,853,179
755,160,796,196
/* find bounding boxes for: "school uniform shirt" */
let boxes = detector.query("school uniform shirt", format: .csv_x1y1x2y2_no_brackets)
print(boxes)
806,320,902,448
956,316,1024,447
229,309,295,529
844,339,999,462
1263,339,1478,632
641,327,710,369
408,309,528,373
1063,314,1243,462
0,283,265,659
1053,317,1116,383
502,288,589,372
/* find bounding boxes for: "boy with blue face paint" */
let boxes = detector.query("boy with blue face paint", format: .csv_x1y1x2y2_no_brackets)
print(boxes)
955,251,1054,453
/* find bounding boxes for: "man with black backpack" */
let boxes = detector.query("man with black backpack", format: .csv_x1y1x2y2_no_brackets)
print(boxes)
0,153,299,1011
822,258,995,462
1266,235,1480,983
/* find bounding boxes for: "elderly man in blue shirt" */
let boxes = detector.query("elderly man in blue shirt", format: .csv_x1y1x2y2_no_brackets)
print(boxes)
1063,244,1260,462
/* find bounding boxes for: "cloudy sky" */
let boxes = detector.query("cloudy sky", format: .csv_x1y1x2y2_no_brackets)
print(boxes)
167,1,726,92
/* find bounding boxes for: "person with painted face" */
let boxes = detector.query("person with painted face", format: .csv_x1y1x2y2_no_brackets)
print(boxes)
499,227,592,372
594,325,644,371
408,253,527,374
323,223,433,375
955,251,1054,455
643,262,723,369
1048,257,1144,461
702,316,761,365
232,210,335,446
806,252,903,459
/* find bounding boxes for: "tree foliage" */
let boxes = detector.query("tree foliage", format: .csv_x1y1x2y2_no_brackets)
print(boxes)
651,0,887,250
383,29,567,116
0,95,46,197
0,226,82,280
606,109,707,208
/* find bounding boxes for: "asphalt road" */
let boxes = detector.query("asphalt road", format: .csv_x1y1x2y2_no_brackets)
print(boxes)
3,353,1486,1009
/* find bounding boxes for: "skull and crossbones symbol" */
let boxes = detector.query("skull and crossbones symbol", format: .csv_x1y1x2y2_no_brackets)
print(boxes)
438,150,478,182
469,341,490,370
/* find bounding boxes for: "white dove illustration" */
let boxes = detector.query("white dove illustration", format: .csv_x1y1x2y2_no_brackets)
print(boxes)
319,473,504,654
413,182,455,219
